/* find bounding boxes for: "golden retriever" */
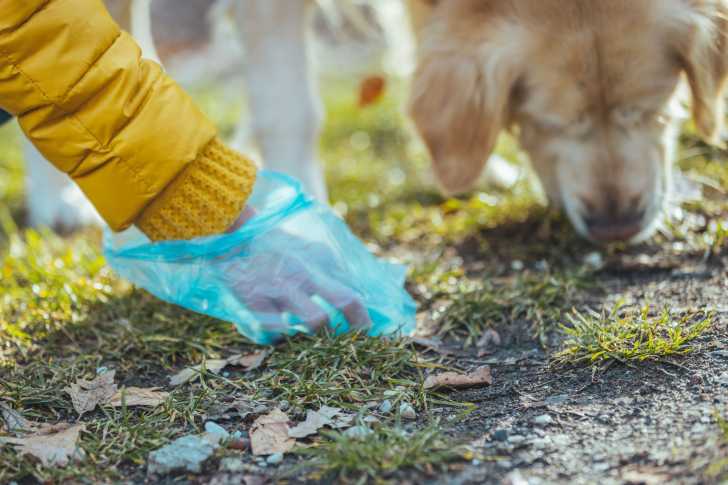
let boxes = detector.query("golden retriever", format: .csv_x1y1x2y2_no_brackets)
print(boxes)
410,0,727,242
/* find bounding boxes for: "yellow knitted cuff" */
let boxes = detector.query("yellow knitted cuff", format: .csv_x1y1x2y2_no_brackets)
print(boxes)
136,137,257,241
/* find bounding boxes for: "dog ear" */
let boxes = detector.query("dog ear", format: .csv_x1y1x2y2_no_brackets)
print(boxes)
676,0,728,146
409,48,521,194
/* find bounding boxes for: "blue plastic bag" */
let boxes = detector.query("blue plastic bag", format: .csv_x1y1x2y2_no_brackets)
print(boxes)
104,171,417,344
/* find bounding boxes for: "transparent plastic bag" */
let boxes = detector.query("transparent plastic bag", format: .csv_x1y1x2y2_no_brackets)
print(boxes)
104,171,417,344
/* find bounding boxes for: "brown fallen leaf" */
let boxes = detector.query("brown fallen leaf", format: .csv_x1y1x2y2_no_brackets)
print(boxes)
64,371,118,416
109,387,169,408
476,329,502,357
170,351,269,387
407,337,456,356
288,406,347,439
227,350,269,371
358,75,386,108
250,408,295,456
169,359,229,387
424,366,493,390
0,423,86,467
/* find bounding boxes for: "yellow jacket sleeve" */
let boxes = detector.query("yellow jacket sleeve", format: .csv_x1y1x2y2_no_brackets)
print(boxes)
0,0,256,240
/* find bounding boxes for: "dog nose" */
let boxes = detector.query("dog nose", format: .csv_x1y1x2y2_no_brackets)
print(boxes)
581,196,645,243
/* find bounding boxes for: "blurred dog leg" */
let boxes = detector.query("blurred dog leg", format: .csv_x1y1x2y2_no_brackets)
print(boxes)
236,0,328,202
130,0,161,63
24,140,102,232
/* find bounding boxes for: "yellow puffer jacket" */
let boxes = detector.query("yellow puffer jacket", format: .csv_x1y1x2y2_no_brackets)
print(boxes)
0,0,257,240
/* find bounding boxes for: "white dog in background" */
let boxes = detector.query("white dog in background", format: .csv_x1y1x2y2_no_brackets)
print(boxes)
22,0,413,230
23,0,728,244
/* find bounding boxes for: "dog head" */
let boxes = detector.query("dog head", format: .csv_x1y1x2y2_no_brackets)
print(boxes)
409,0,728,243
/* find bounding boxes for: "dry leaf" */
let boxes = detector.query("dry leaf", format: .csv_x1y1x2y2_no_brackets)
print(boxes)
358,75,386,107
209,398,269,421
424,366,493,390
109,387,169,408
476,329,502,357
227,350,269,371
476,329,502,349
407,337,456,356
169,359,229,386
289,407,337,439
170,351,268,387
0,423,86,467
64,371,118,416
250,408,295,456
0,403,35,434
288,406,353,438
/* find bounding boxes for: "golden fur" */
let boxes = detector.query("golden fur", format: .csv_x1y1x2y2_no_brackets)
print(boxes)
409,0,728,242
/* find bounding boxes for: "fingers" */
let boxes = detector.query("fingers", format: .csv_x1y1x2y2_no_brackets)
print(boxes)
279,290,330,332
313,283,372,330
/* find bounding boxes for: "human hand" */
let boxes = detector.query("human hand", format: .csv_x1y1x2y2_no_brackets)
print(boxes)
222,210,372,334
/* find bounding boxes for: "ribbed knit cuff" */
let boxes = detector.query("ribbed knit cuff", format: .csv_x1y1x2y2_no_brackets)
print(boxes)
136,137,257,241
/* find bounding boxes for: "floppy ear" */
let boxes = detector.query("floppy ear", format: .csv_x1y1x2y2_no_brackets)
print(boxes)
408,47,521,194
676,0,728,145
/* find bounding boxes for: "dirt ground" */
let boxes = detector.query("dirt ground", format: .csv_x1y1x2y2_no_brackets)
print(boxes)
433,263,728,485
2,80,727,484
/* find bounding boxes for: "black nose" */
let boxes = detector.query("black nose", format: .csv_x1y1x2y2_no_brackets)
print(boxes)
584,208,645,243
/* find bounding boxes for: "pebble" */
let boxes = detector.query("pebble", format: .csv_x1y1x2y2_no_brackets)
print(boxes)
716,372,728,386
227,436,249,451
496,460,513,470
279,400,290,411
511,260,525,271
379,400,393,414
204,421,229,441
220,457,245,473
531,438,550,450
266,453,284,465
399,402,417,420
534,260,549,272
492,429,509,442
544,394,569,406
551,434,571,447
507,435,526,445
710,350,728,359
344,426,373,439
148,435,218,475
583,252,604,269
503,470,529,485
533,414,553,426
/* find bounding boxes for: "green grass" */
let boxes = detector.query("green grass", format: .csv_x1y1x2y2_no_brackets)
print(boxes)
0,123,23,223
552,303,713,366
706,413,728,480
437,269,595,346
1,78,727,483
297,422,462,483
260,332,426,411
